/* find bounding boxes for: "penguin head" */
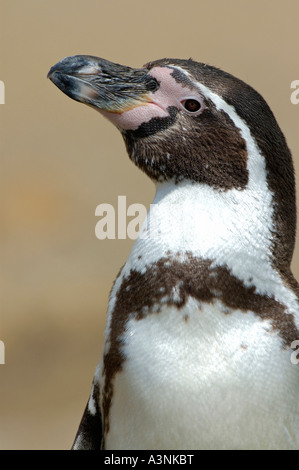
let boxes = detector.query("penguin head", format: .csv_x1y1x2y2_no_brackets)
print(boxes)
48,56,248,188
48,56,296,269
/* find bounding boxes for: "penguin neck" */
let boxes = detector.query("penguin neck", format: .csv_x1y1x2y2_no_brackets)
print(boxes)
130,178,276,288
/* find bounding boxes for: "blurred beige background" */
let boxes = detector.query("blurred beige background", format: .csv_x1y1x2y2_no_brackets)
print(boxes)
1,0,299,450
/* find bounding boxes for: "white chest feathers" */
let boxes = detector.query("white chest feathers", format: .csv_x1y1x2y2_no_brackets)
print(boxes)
96,177,299,450
104,297,299,450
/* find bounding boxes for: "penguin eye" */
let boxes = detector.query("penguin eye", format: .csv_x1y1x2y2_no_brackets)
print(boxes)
181,98,202,114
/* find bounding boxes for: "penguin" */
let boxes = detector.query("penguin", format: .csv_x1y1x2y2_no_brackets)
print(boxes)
48,56,299,450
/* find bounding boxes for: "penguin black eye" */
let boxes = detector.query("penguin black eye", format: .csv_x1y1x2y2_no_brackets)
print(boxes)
181,99,202,113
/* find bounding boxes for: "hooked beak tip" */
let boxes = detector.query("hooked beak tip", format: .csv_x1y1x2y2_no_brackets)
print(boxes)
48,55,158,113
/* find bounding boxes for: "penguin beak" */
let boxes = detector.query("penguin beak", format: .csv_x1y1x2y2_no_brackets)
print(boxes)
47,55,158,114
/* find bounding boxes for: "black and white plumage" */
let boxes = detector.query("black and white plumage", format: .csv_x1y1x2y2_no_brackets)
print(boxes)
48,56,299,450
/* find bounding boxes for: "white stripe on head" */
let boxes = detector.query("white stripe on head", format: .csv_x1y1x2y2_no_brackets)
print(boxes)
170,65,268,189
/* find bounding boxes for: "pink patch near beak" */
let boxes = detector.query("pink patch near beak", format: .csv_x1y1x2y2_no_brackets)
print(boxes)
98,67,201,131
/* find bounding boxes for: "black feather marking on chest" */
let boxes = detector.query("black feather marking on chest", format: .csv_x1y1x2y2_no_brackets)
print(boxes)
102,253,299,441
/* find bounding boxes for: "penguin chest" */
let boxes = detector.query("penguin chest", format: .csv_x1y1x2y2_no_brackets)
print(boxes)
104,297,299,450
